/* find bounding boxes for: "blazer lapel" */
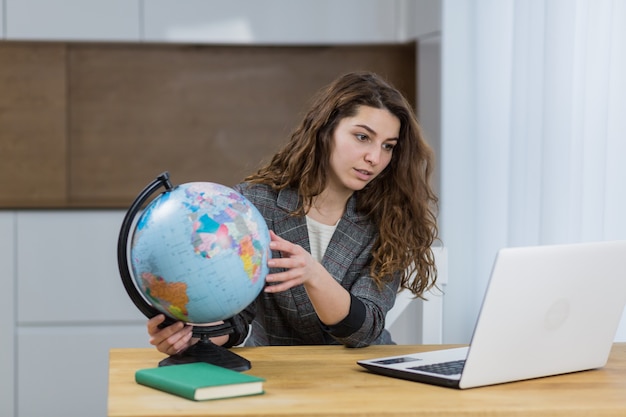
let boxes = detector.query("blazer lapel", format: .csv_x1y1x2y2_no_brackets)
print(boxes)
270,189,322,337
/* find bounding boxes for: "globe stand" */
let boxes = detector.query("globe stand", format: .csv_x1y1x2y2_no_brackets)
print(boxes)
158,322,251,371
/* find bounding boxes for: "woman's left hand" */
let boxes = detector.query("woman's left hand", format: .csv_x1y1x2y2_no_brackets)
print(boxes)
264,230,322,292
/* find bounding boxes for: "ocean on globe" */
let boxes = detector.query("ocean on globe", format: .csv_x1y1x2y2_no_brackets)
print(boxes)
130,182,271,324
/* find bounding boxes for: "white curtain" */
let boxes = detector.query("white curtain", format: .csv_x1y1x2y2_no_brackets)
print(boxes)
440,0,626,343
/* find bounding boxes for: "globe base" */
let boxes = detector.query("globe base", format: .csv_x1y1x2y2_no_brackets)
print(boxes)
157,323,251,372
158,340,251,371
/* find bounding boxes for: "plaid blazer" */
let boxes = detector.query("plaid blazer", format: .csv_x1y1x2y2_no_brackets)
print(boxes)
229,183,399,347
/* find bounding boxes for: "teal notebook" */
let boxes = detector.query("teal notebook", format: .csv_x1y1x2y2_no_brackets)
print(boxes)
135,362,265,401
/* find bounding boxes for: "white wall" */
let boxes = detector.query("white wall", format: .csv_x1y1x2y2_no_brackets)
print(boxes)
440,0,478,343
417,34,441,194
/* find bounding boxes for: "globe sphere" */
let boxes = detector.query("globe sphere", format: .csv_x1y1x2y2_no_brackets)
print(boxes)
129,182,270,324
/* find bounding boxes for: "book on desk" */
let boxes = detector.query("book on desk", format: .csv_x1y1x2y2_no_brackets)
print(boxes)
135,362,265,401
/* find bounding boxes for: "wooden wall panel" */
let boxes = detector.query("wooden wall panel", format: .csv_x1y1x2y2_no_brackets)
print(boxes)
0,43,67,207
68,43,415,207
0,42,415,208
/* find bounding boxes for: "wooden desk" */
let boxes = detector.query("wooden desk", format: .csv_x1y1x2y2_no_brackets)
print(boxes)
109,343,626,417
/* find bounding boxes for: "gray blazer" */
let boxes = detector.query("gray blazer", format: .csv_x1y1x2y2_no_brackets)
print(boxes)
230,183,399,347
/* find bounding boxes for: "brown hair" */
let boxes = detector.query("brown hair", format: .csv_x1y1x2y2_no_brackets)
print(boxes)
245,71,439,297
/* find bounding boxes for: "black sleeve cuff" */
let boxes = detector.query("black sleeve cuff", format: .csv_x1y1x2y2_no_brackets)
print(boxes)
222,316,248,348
321,293,366,338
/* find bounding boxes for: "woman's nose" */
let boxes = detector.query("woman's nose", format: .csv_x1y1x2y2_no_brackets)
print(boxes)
364,147,381,165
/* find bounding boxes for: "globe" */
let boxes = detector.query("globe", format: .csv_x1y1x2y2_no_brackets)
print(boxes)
129,181,271,325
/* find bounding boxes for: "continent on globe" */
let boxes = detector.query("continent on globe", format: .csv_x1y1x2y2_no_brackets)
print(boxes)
141,272,190,321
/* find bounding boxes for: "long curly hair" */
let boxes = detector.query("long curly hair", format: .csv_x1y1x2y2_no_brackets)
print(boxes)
245,71,439,298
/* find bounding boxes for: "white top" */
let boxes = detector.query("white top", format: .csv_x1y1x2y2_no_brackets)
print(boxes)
305,216,338,262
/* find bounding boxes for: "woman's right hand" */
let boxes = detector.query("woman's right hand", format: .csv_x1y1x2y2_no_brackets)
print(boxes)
147,314,196,355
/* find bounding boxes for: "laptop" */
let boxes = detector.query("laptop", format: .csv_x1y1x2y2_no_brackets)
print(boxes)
358,240,626,389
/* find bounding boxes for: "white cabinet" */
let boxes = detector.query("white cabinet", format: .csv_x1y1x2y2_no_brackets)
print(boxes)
5,0,140,41
17,326,149,417
402,0,441,40
4,211,152,417
143,0,399,44
1,0,433,44
2,0,443,44
16,211,142,324
0,212,16,417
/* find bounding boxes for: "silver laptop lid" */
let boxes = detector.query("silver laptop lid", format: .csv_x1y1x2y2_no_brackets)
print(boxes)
459,240,626,388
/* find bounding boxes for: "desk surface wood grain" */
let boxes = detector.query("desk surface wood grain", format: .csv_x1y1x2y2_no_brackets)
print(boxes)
108,343,626,417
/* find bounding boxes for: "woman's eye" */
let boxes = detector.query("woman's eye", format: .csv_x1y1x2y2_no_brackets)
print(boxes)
355,133,368,141
383,143,396,151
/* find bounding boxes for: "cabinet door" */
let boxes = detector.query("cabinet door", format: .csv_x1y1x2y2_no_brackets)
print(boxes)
16,211,145,324
0,43,68,208
144,0,398,44
5,0,140,41
17,326,151,417
0,213,15,417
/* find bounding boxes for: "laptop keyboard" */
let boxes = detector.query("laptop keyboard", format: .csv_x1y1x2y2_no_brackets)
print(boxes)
409,359,466,375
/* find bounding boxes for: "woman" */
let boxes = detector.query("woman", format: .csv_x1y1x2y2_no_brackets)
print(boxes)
148,71,439,353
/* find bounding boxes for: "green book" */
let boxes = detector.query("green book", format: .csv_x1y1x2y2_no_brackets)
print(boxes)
135,362,265,401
